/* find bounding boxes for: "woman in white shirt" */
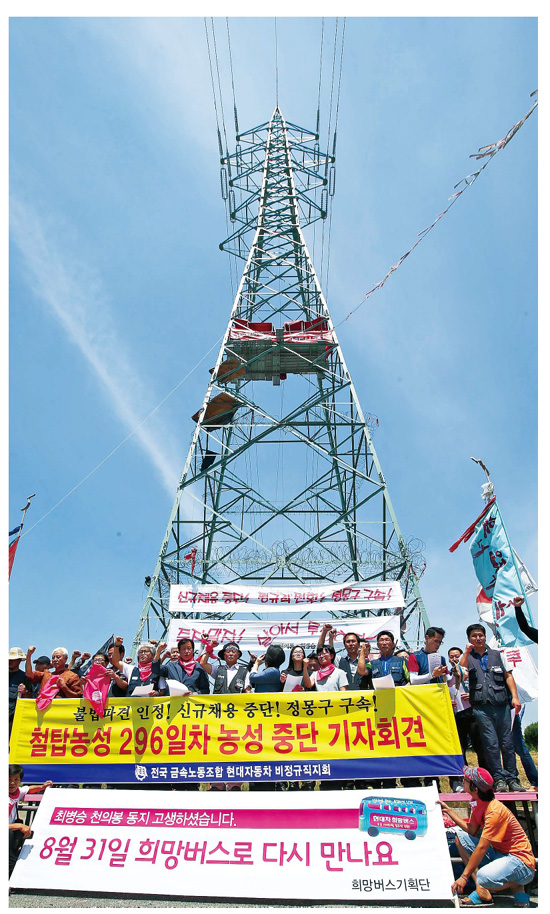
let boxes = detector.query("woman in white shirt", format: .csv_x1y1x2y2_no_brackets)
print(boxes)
302,646,348,691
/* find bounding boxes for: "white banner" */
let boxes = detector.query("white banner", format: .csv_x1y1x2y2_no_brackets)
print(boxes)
499,645,538,703
167,615,401,652
169,581,404,615
10,787,454,902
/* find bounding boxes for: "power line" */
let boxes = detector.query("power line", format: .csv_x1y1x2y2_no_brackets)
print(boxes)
323,18,346,303
274,18,279,106
226,17,239,136
337,92,538,328
316,18,325,136
21,334,224,538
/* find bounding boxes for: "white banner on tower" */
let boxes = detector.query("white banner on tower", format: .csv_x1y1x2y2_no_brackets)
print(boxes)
167,614,401,652
169,581,404,615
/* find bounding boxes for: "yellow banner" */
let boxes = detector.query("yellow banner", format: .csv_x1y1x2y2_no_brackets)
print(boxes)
10,687,460,773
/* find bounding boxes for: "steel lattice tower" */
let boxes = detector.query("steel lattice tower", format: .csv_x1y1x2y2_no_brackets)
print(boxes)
133,108,430,655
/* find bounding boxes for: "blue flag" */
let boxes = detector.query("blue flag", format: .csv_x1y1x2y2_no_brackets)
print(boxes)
469,501,535,647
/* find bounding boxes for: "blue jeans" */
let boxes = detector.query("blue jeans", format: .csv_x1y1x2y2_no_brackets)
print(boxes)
454,828,535,890
512,715,538,787
472,704,518,783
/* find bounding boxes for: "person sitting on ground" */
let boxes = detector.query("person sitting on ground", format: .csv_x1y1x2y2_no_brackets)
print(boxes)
9,648,31,735
9,765,53,877
317,623,371,690
111,637,160,697
408,626,448,684
25,646,83,699
438,766,535,908
302,645,348,691
281,645,310,691
358,631,409,686
152,638,210,694
459,623,525,793
199,641,249,694
248,645,285,693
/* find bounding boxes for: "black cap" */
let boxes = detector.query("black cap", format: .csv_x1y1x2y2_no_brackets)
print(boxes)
34,655,51,665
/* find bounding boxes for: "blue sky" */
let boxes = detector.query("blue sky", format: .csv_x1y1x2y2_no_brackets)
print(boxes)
9,17,537,717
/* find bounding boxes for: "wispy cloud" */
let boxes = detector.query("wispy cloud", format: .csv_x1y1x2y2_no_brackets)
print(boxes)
10,195,182,497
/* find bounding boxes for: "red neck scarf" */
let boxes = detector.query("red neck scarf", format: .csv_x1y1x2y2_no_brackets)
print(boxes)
138,661,153,682
178,658,197,676
316,663,335,682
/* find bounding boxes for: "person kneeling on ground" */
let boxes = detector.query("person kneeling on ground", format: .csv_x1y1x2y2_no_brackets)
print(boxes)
438,765,535,908
9,765,53,877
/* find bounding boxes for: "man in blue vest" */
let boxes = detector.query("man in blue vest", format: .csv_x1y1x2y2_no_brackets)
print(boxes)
460,623,525,793
358,631,409,686
408,626,448,684
357,631,409,789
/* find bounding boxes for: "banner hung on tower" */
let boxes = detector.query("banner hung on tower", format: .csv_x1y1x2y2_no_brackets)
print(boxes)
10,786,454,902
168,581,404,615
167,615,401,652
9,686,462,785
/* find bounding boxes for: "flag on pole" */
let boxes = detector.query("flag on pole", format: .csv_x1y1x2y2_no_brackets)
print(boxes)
9,495,35,580
184,548,197,575
451,499,535,647
512,548,538,595
9,527,23,580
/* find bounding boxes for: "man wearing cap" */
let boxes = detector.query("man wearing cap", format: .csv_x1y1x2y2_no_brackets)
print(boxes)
9,648,31,734
30,656,52,698
199,642,249,694
439,765,535,907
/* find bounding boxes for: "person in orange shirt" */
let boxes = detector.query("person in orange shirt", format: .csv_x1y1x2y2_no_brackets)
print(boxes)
25,646,83,699
439,765,535,907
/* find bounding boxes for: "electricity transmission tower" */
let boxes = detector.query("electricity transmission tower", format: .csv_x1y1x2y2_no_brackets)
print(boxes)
133,108,430,654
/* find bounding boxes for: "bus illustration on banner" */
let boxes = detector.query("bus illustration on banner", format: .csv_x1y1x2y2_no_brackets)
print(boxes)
358,796,428,840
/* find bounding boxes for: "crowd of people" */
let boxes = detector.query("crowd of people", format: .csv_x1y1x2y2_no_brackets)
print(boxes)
9,613,538,794
9,611,538,902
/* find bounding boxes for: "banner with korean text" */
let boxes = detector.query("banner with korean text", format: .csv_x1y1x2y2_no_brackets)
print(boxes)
167,615,401,652
9,686,463,784
9,786,455,902
498,645,538,703
168,581,404,614
467,500,535,647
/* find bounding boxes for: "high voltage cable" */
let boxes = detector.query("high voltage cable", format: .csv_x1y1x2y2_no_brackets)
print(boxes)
335,91,538,329
274,18,279,106
21,335,225,539
204,18,238,300
210,17,229,157
226,17,239,135
316,18,325,135
323,17,346,303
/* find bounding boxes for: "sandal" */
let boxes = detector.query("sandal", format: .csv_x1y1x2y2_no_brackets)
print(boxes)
460,891,494,907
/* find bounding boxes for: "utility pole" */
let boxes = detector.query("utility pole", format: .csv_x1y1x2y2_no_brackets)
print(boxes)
133,108,430,656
